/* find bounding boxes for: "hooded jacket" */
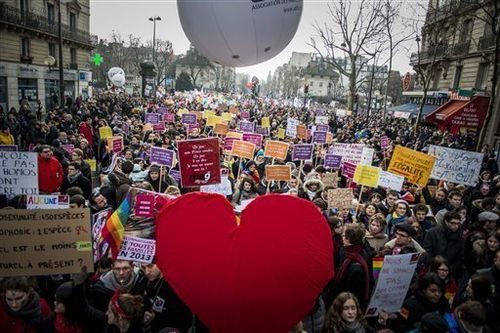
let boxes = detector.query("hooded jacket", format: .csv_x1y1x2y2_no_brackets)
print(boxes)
301,178,324,201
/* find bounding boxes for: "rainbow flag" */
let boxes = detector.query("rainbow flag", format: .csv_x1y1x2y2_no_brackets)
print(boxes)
372,256,384,281
101,193,131,259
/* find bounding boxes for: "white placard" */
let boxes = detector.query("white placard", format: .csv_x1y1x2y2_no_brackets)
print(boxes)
200,176,233,196
378,171,405,191
329,143,365,165
234,198,255,213
0,151,38,195
315,115,329,125
286,118,300,138
26,195,69,209
366,254,419,316
428,145,483,186
117,236,156,264
360,147,375,165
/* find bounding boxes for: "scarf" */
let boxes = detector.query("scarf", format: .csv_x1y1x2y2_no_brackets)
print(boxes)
4,292,42,328
67,171,82,184
54,313,83,333
337,320,366,333
334,244,370,302
101,269,138,293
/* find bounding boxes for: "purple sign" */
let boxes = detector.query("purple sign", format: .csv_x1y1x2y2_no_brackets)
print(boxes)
153,122,166,132
169,169,180,183
342,162,357,179
241,111,250,119
381,136,390,149
164,113,175,123
324,154,342,169
240,121,255,133
292,144,314,160
312,131,327,144
255,126,270,136
182,113,197,125
223,137,239,152
122,122,130,135
242,133,263,148
0,145,18,151
145,113,161,124
315,108,326,116
158,106,168,114
150,147,174,167
316,124,329,132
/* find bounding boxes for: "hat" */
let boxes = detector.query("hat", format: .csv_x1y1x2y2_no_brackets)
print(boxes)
395,223,417,238
149,165,160,173
55,281,74,305
255,149,264,158
478,211,499,222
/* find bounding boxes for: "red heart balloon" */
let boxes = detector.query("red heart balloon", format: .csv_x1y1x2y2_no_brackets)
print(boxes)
156,193,334,333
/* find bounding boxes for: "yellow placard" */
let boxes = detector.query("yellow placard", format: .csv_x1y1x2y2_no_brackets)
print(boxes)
206,115,225,127
261,117,270,128
353,164,381,188
388,145,436,187
222,113,233,122
203,110,216,119
214,123,229,135
99,126,113,139
84,159,97,172
177,108,188,116
277,128,285,139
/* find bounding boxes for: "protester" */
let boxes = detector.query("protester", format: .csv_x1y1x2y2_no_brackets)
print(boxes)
323,292,374,333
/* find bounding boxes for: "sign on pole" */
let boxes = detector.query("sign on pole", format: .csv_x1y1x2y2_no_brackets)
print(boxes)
177,138,221,187
265,165,292,181
327,188,354,210
231,140,256,160
150,147,175,168
292,144,314,161
388,145,436,187
264,141,290,160
428,145,483,186
353,164,381,188
378,171,405,191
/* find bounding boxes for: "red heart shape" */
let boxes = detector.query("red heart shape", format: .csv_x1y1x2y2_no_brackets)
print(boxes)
156,193,334,333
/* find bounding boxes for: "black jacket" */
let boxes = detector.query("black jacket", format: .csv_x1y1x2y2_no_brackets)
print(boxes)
423,225,464,277
61,173,92,199
394,292,450,332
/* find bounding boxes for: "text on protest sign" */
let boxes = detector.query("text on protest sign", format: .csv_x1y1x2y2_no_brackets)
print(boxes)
231,140,256,160
265,165,292,181
366,254,419,316
177,138,221,187
27,195,69,209
312,131,327,144
255,126,270,136
378,171,405,191
99,126,113,139
388,145,436,187
315,116,329,125
107,136,124,153
214,123,229,135
264,140,290,160
329,143,365,165
322,172,338,188
324,154,342,169
117,235,156,264
428,145,483,186
240,121,255,133
145,113,161,124
181,113,197,125
353,164,381,188
134,194,155,217
0,151,38,195
0,208,93,276
224,137,240,153
286,118,300,138
0,145,18,151
92,209,111,261
327,188,354,210
342,162,357,179
242,133,263,148
200,175,233,196
380,136,390,149
150,147,175,168
292,144,314,161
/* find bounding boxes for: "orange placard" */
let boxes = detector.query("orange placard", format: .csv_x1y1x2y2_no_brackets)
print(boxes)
231,140,255,160
265,165,291,181
296,125,307,140
214,123,229,135
229,106,240,115
226,131,243,139
264,140,290,160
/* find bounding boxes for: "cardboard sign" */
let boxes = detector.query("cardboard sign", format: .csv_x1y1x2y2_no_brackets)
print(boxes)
177,138,221,187
242,133,263,148
292,144,314,161
378,171,405,191
296,125,308,140
264,141,290,160
323,172,338,188
388,145,436,187
200,175,233,196
240,121,255,133
286,118,299,138
366,254,419,316
265,165,292,181
117,235,156,264
324,154,342,169
428,145,483,186
214,123,229,135
329,143,365,165
277,128,286,139
164,113,175,123
145,113,161,124
0,208,93,276
99,126,113,139
182,113,198,125
0,145,18,151
381,136,390,149
342,162,357,179
0,151,38,195
224,137,240,153
354,164,381,187
107,136,123,153
231,140,256,160
85,159,97,172
312,131,327,144
327,188,354,210
150,147,175,168
261,117,270,128
134,194,155,217
26,195,69,209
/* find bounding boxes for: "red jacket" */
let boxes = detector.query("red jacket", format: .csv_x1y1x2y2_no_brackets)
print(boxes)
0,297,51,333
38,155,64,193
79,122,94,146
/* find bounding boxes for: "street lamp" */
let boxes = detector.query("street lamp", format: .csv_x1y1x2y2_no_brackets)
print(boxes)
149,15,161,95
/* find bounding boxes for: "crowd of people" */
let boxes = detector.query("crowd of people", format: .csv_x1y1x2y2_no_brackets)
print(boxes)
0,90,499,333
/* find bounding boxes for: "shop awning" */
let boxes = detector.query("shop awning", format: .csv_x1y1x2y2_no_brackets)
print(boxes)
426,96,489,129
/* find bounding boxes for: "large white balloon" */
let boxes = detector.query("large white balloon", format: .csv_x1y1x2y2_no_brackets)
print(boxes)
177,0,303,67
111,73,126,87
107,67,125,81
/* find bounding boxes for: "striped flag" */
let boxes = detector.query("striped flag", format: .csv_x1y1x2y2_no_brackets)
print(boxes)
101,192,131,259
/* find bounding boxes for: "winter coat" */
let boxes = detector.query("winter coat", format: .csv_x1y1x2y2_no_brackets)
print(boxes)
422,187,447,215
385,213,408,238
394,292,451,332
423,225,465,277
300,179,324,201
38,155,64,193
365,231,389,253
78,122,94,147
302,296,325,333
110,171,131,205
383,238,426,254
61,172,92,199
0,131,14,144
0,292,51,333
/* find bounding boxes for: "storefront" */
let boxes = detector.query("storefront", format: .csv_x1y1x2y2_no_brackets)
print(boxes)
18,78,38,107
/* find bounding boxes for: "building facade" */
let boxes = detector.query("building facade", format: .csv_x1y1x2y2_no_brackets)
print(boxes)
0,0,95,112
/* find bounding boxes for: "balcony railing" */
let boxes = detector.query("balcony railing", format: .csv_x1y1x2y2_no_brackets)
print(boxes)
425,0,476,24
479,35,495,50
410,40,471,65
449,40,470,56
0,3,97,47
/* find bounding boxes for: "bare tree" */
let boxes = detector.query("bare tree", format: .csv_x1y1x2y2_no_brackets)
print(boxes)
178,46,214,89
309,0,385,111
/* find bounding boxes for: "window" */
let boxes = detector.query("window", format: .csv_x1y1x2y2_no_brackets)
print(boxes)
475,63,490,90
319,82,323,87
47,3,55,24
452,66,463,90
48,43,56,57
69,13,77,31
21,38,30,57
432,68,442,90
460,19,473,43
70,48,77,64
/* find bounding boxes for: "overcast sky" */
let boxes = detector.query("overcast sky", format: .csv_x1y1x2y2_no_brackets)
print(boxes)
90,0,421,81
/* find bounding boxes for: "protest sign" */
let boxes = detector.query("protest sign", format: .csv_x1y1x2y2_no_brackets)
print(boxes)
107,136,123,153
326,132,333,145
381,136,390,149
264,140,290,160
329,143,365,165
145,113,161,124
229,106,240,115
117,235,156,264
158,106,168,114
292,144,314,161
150,147,175,168
85,159,97,172
256,126,270,136
98,126,113,139
181,113,198,125
27,195,69,209
231,140,256,160
296,125,308,140
92,209,110,261
206,114,224,127
200,175,233,196
324,154,342,169
428,145,483,186
378,171,405,191
240,121,255,133
226,131,243,139
177,138,221,187
169,169,180,183
134,194,155,218
316,124,329,132
342,162,357,179
353,164,381,188
221,112,233,122
286,118,300,137
0,145,18,151
153,122,165,132
0,151,38,195
265,165,292,181
242,133,263,148
315,116,329,125
164,113,175,123
277,128,286,139
240,111,250,119
261,117,270,128
224,137,240,153
312,131,327,144
327,188,354,210
388,145,436,187
360,147,375,165
214,123,229,135
323,172,338,188
61,144,75,155
366,254,419,316
0,208,93,276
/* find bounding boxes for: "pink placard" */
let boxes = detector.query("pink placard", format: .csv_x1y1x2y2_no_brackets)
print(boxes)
134,194,155,217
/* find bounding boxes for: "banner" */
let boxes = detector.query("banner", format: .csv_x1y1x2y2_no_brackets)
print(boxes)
0,151,38,195
292,144,314,161
177,138,221,187
388,145,436,187
324,154,342,169
231,141,256,160
240,121,255,133
27,195,69,209
428,145,483,186
378,171,405,191
312,131,327,144
342,162,357,179
265,165,292,181
0,208,93,276
353,164,381,187
327,188,353,210
117,235,156,264
99,126,113,139
150,147,175,168
242,133,263,148
366,254,419,316
329,143,365,165
286,118,300,137
264,141,290,160
261,117,270,128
